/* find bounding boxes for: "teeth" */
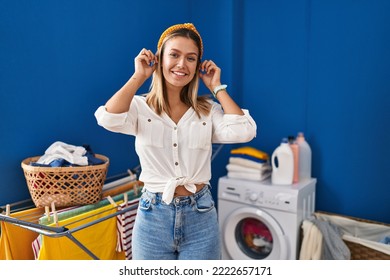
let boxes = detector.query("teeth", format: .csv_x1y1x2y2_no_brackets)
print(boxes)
173,71,186,76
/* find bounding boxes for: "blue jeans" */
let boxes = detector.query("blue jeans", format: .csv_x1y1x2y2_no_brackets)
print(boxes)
132,185,221,260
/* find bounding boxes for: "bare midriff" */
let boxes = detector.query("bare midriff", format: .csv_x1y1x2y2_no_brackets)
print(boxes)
174,183,206,197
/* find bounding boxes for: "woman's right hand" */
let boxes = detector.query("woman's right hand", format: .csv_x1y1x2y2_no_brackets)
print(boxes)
134,48,158,80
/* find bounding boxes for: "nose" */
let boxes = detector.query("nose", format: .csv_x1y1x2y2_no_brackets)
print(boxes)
177,56,185,68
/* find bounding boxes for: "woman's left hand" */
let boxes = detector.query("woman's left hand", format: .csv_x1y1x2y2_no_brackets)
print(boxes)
199,60,222,92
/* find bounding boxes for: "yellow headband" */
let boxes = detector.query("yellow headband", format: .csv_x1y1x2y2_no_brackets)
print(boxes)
157,23,203,59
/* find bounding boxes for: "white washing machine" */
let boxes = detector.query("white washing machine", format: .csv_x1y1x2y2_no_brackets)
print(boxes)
218,176,316,260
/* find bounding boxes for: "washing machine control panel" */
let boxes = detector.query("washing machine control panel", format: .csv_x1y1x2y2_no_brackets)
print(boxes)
245,189,297,211
218,177,316,213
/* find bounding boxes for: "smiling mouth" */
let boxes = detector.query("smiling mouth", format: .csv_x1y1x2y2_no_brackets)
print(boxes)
172,71,187,77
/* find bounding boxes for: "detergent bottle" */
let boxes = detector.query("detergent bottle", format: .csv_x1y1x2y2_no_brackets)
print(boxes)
296,132,312,181
288,136,299,184
271,138,294,185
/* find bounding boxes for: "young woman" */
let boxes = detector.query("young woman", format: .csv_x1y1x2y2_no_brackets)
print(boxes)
95,23,257,260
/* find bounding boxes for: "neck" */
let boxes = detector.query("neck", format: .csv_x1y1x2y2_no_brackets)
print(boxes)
165,84,184,105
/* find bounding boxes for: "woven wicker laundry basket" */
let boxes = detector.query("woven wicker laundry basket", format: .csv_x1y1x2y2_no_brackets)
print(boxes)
21,154,109,208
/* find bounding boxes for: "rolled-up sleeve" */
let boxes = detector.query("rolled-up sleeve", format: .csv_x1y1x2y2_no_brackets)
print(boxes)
94,105,138,136
211,104,257,144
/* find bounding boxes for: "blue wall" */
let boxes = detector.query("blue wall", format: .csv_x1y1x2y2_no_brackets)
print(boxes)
241,0,390,223
1,0,389,223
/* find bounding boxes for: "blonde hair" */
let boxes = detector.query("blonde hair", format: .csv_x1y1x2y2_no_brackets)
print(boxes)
146,26,212,118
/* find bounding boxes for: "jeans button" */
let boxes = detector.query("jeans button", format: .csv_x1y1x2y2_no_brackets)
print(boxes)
175,198,180,204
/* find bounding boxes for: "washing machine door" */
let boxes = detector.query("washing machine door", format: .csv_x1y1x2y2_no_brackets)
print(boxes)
223,207,288,260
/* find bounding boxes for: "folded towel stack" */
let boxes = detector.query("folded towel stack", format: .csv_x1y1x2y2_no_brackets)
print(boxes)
226,146,271,181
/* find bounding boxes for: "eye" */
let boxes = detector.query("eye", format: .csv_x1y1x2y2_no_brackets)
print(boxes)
187,57,196,62
169,53,178,58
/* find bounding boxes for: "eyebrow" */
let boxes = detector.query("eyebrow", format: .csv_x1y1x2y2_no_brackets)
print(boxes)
169,48,198,56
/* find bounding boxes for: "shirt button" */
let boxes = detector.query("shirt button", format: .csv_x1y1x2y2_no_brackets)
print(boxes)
173,143,177,147
174,127,177,130
175,162,179,166
148,119,151,122
203,122,206,126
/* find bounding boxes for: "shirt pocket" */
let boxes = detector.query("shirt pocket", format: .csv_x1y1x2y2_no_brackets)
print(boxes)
137,116,164,148
188,120,212,150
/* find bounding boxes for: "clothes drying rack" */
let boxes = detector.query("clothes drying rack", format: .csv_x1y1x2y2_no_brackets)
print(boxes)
0,144,225,260
0,171,142,260
0,201,138,260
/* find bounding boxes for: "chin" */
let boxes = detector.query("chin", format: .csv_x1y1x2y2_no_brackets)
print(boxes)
167,78,191,88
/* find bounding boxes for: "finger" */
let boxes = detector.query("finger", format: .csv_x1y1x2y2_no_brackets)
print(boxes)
146,50,158,66
138,49,157,66
144,49,157,60
202,60,211,69
202,60,218,74
139,48,148,56
206,63,216,74
200,60,208,71
199,64,207,75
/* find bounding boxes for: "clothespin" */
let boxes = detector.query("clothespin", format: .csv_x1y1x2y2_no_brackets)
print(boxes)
45,206,51,223
51,202,58,226
5,204,10,216
124,192,128,206
127,169,137,181
106,196,117,207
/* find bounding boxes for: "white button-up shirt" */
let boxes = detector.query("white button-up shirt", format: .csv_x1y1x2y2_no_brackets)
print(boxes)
95,95,257,204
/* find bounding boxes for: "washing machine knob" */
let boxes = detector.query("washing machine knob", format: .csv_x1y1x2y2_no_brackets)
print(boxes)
249,192,259,202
